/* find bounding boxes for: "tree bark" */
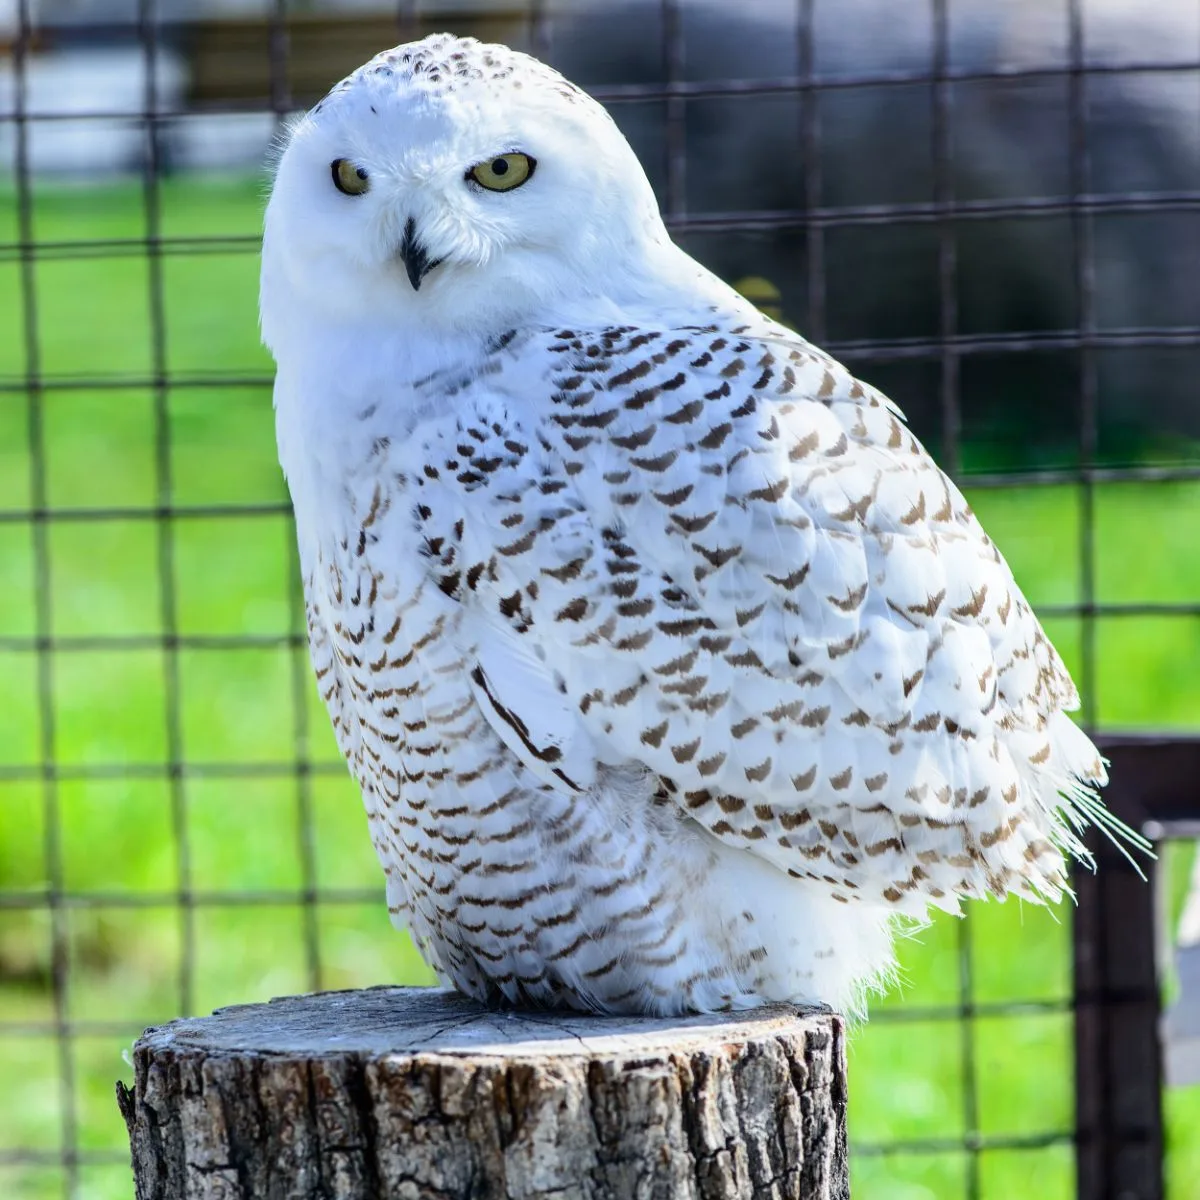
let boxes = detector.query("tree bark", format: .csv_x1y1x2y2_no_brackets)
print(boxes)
117,985,849,1200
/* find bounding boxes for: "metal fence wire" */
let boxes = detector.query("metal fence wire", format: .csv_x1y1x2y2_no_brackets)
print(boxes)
1,1,1199,1198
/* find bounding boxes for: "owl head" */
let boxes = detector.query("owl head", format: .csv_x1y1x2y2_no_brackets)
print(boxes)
260,34,675,353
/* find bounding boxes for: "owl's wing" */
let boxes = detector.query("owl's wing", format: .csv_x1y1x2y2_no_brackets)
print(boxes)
414,321,1136,914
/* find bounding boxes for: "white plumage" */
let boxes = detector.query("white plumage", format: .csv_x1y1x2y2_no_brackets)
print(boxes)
261,34,1138,1017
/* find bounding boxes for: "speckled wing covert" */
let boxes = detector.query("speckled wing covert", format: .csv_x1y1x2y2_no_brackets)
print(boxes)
403,316,1128,917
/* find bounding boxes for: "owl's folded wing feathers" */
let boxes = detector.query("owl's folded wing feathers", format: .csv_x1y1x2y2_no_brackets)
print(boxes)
412,322,1142,915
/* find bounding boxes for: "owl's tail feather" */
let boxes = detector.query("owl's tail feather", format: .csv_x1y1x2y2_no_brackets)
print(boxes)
1045,712,1153,879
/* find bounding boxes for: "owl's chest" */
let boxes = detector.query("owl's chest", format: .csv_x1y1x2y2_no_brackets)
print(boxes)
312,518,471,744
300,403,582,813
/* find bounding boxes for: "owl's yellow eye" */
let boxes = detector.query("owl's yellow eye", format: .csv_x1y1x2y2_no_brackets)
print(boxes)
469,153,535,193
331,159,370,196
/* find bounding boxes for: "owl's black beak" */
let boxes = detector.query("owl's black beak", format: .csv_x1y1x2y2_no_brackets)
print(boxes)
399,217,440,291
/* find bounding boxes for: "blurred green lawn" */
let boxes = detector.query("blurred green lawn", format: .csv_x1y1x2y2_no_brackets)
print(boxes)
0,178,1197,1200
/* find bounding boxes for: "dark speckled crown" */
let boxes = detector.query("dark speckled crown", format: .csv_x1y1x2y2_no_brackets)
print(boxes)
314,33,586,113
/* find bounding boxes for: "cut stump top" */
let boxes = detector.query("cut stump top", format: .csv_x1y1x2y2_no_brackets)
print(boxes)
139,984,833,1060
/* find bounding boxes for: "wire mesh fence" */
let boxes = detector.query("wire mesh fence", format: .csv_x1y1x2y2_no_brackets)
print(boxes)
1,1,1198,1198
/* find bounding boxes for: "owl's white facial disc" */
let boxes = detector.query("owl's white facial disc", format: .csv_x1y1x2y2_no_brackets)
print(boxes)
261,34,672,351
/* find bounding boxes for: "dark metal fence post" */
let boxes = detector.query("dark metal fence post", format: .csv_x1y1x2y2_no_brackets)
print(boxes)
1074,737,1200,1200
1073,834,1163,1200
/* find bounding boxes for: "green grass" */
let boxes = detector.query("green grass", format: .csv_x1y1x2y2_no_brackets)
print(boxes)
1,177,1198,1200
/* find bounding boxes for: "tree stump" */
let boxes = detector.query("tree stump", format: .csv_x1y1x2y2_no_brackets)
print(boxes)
117,985,848,1200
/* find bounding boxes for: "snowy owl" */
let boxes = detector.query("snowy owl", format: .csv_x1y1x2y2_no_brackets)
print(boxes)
262,34,1139,1017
